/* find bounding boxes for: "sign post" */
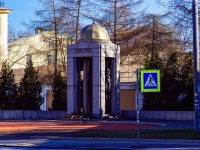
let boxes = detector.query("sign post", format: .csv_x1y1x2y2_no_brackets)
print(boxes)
136,68,140,147
136,69,161,147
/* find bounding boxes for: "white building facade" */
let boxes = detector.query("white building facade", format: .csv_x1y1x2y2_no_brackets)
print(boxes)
0,6,11,65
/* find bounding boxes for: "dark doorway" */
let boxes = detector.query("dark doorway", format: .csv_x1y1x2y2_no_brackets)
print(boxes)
77,58,93,114
105,58,113,114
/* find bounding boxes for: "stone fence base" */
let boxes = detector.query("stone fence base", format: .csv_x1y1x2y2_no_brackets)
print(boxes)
0,110,67,120
121,110,194,121
0,110,194,121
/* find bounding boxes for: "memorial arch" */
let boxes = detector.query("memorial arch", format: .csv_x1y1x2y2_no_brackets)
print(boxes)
67,24,120,118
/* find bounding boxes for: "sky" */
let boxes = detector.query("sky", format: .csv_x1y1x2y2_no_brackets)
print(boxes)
5,0,39,31
3,0,166,32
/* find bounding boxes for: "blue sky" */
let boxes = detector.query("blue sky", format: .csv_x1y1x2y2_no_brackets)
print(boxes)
5,0,39,31
4,0,166,32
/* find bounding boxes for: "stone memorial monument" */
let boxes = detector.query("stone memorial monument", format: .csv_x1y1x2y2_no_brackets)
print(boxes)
67,24,120,118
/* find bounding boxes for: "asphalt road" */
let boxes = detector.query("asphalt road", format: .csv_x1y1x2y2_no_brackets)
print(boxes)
0,119,196,150
0,137,200,150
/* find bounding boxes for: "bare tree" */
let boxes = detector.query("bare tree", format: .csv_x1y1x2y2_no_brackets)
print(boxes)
24,0,68,79
8,26,33,42
60,0,95,40
91,0,145,44
156,0,193,51
119,14,181,66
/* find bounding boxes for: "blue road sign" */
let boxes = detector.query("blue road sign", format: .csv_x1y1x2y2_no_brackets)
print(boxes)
140,70,160,92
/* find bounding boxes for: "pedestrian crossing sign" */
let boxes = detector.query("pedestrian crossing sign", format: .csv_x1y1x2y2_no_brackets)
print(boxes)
140,70,161,92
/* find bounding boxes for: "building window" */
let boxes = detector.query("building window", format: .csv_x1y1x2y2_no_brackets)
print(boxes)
48,55,55,65
26,54,32,64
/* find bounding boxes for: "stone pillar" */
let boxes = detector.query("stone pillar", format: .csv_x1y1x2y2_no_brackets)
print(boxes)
91,45,105,118
67,51,78,114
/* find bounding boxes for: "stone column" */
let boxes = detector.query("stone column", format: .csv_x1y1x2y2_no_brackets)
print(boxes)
67,53,78,114
92,48,105,118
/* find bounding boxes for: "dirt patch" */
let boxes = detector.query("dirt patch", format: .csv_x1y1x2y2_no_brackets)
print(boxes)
0,121,159,135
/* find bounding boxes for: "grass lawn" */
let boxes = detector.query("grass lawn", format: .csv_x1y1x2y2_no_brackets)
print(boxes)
77,129,200,140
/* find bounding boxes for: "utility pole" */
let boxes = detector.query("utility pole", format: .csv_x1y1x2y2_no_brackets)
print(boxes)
192,0,200,132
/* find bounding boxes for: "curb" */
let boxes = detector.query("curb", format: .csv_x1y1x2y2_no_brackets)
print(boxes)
1,135,200,143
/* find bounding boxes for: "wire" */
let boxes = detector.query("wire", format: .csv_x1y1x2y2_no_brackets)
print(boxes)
10,9,35,10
